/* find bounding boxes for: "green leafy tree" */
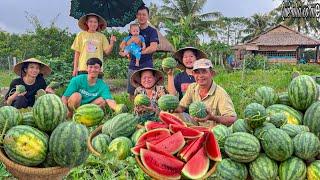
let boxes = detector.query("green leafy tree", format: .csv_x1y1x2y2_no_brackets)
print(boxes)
242,13,271,42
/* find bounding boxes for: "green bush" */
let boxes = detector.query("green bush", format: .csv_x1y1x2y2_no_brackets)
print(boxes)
243,54,268,70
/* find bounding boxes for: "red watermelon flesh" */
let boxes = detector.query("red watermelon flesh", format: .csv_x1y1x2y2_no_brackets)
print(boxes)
131,144,145,155
205,131,222,161
190,126,211,132
169,124,204,139
159,111,187,127
145,121,168,131
140,149,184,179
155,131,185,154
146,142,176,159
136,128,171,146
178,139,197,159
182,147,209,179
181,135,206,162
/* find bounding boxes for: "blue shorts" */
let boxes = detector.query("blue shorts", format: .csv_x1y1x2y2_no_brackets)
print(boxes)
125,43,142,60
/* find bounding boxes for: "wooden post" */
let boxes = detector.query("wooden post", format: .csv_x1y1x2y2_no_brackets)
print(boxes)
316,46,319,63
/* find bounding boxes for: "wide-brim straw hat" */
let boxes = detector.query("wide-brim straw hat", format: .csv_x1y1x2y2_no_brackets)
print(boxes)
13,58,52,77
173,47,208,70
78,13,107,31
130,68,164,88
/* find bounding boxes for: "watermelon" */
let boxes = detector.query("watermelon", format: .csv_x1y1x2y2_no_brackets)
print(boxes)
177,139,197,160
180,135,205,162
249,153,278,180
278,92,291,106
73,104,104,127
114,104,128,114
307,160,320,180
268,112,287,127
0,106,22,133
144,121,168,131
169,124,203,139
182,147,209,179
3,125,48,166
136,128,171,146
42,151,58,168
293,132,320,160
16,85,26,93
261,128,293,161
244,103,267,129
131,128,146,145
131,144,145,155
146,142,176,159
280,124,310,137
288,75,318,111
102,113,138,138
35,89,46,99
224,132,260,163
158,95,179,112
33,94,67,132
279,156,306,180
190,126,210,132
140,148,184,179
92,134,111,154
303,101,320,137
205,131,222,161
47,81,60,89
253,122,276,138
254,86,278,107
134,94,150,106
162,57,177,71
188,101,207,118
21,112,36,127
159,111,187,127
109,137,133,160
266,104,303,125
232,119,253,133
214,158,248,180
212,124,232,150
154,131,185,154
49,121,89,167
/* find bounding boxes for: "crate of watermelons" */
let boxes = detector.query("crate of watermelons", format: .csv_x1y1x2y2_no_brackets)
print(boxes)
132,111,221,179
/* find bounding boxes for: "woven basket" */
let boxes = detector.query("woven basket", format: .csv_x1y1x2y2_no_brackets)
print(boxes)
87,125,103,156
0,148,70,180
135,155,217,179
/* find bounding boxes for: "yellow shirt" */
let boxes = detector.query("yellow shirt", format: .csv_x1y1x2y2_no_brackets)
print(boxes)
71,31,109,71
180,81,237,127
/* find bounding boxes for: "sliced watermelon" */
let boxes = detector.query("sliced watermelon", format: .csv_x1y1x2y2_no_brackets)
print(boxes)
131,144,145,155
181,135,206,162
159,111,187,127
190,126,211,132
182,147,209,179
155,131,185,154
144,121,168,131
136,128,171,146
140,149,184,179
178,139,197,159
146,142,176,159
169,124,204,139
205,131,222,161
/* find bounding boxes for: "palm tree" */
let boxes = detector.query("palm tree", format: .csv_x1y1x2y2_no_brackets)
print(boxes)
160,0,221,36
148,3,163,29
242,13,271,42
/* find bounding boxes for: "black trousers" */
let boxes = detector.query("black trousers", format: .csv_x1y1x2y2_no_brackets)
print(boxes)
12,96,29,109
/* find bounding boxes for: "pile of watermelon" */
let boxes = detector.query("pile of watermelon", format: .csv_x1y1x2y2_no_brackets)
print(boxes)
131,111,221,179
0,94,98,169
211,75,320,179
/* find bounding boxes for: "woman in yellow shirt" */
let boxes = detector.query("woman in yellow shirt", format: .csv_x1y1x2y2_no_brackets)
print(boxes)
71,13,116,77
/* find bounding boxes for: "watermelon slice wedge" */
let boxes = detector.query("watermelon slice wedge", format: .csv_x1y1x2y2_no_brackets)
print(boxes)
136,128,171,146
144,121,168,131
177,139,197,159
190,126,211,132
181,135,206,162
154,131,185,154
159,111,187,127
131,144,145,155
182,147,209,179
169,124,204,139
146,142,176,159
205,131,222,161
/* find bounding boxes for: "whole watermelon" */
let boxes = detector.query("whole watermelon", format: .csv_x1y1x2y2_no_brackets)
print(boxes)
214,158,248,180
253,122,276,138
114,104,128,114
73,104,104,127
254,86,278,107
92,134,112,154
102,113,138,138
293,132,320,160
33,94,67,132
266,104,303,125
280,124,309,138
3,125,48,166
279,156,306,180
131,127,146,145
134,94,150,106
303,101,320,137
268,112,287,128
108,137,133,160
288,75,319,111
261,128,293,161
162,57,177,71
232,119,253,133
212,124,232,151
21,112,36,127
278,92,291,106
244,103,267,129
158,94,179,112
307,160,320,180
42,151,58,167
189,101,207,118
49,121,89,167
249,153,278,180
224,132,260,163
16,85,26,93
0,106,22,133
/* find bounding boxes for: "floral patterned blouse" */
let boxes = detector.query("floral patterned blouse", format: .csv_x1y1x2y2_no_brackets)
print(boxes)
134,85,168,109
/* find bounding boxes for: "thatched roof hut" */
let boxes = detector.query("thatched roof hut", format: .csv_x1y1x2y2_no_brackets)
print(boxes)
148,23,174,53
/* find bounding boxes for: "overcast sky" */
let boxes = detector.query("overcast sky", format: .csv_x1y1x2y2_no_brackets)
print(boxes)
0,0,282,34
